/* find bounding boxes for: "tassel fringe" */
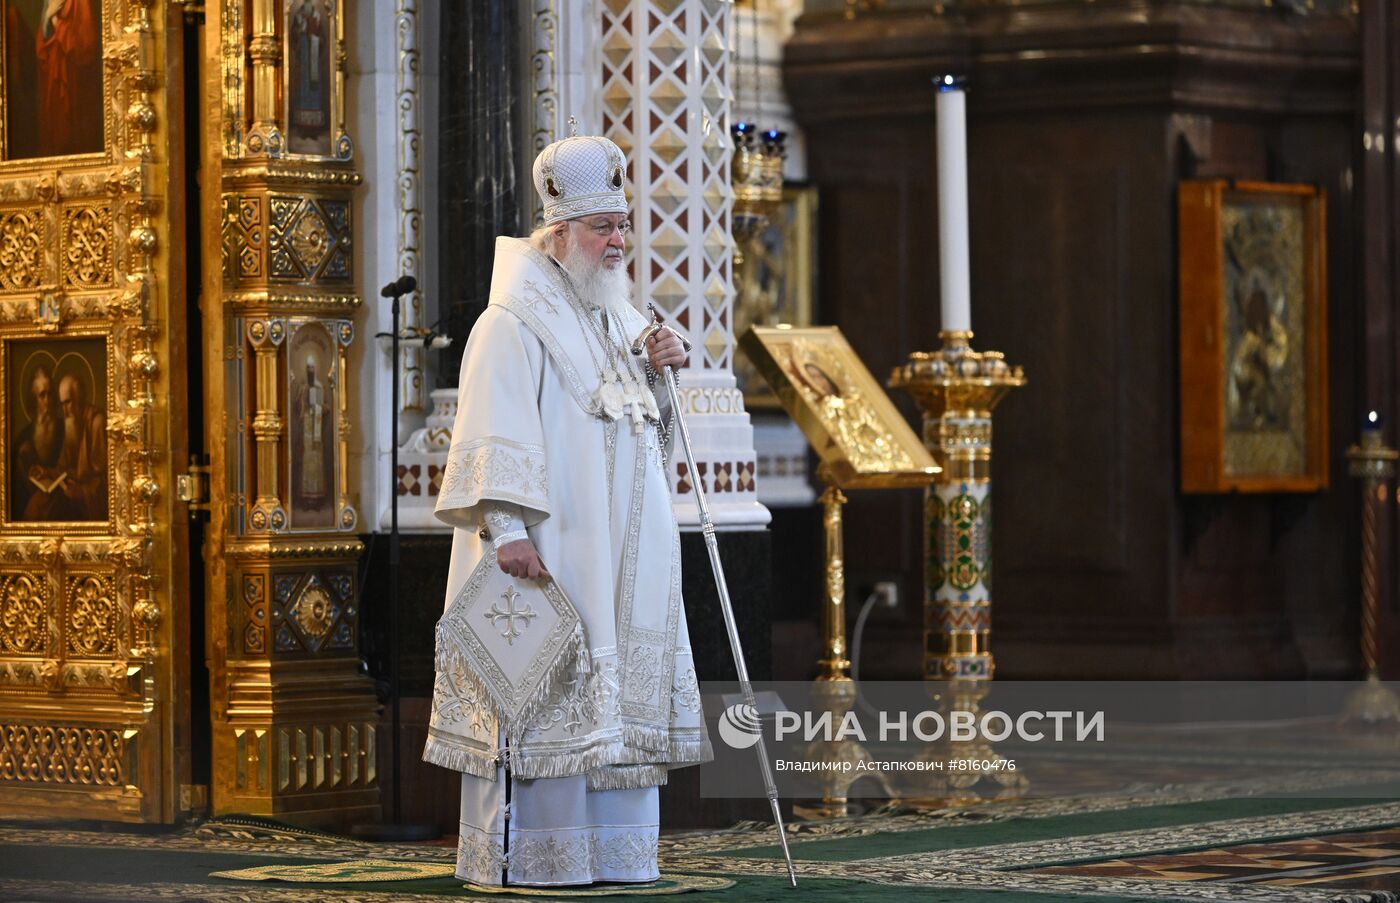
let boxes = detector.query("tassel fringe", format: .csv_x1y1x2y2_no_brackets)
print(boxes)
429,619,709,785
427,724,711,782
620,722,669,753
586,764,669,792
424,734,706,789
508,731,713,780
422,735,497,780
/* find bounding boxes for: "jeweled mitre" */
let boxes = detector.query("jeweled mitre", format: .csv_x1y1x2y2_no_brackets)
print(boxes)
532,132,629,225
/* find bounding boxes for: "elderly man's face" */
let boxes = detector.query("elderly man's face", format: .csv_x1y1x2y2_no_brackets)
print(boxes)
59,375,79,420
32,372,52,415
564,214,628,270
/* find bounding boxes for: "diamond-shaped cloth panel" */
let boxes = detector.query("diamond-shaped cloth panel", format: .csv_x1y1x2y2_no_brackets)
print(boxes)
432,546,589,733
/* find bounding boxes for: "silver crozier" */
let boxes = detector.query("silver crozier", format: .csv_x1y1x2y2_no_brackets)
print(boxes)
632,303,798,888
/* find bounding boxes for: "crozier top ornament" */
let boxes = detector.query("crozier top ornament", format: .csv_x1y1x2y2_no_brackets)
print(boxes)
532,119,629,225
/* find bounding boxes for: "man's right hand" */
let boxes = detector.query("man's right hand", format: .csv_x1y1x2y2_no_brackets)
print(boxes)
497,538,549,580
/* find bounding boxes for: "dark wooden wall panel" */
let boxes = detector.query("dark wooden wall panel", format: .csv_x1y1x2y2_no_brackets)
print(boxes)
967,114,1184,675
784,3,1376,679
1273,116,1364,675
980,162,1130,576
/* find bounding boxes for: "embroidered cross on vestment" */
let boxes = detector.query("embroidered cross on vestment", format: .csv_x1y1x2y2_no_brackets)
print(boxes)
484,585,536,645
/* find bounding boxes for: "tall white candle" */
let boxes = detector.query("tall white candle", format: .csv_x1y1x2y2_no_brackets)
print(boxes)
935,78,972,335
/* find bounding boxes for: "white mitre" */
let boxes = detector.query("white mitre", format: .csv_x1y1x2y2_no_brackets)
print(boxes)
532,124,628,224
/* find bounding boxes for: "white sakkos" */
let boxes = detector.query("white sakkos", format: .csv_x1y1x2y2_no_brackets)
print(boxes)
425,235,710,790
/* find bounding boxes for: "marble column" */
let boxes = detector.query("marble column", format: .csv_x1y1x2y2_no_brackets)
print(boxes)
524,1,602,224
596,0,771,691
353,0,446,532
439,0,522,379
601,0,769,530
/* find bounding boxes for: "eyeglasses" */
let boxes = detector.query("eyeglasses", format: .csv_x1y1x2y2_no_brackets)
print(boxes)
581,218,631,238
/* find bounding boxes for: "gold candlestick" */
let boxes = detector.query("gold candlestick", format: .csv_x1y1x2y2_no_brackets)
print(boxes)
817,473,853,684
891,330,1027,801
795,467,888,819
1343,419,1400,724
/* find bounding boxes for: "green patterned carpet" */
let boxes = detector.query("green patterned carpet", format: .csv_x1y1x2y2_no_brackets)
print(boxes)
3,779,1400,901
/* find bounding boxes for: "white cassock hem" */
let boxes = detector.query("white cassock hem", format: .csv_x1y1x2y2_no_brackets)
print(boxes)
457,765,660,887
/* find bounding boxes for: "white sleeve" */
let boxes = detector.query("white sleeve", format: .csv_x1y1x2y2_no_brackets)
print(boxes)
434,307,551,530
482,500,528,550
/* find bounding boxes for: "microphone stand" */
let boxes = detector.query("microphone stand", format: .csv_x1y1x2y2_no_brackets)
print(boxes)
352,276,439,842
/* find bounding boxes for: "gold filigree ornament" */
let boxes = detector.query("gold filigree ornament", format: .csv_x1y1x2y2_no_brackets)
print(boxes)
66,577,118,657
0,575,46,655
107,413,145,444
106,661,132,692
742,325,938,490
289,206,332,273
0,724,128,786
130,597,161,661
62,207,114,289
788,340,915,473
289,584,335,642
38,659,62,692
34,539,62,568
0,210,44,291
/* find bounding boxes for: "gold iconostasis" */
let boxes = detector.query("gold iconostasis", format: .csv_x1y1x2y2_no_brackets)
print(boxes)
0,0,375,826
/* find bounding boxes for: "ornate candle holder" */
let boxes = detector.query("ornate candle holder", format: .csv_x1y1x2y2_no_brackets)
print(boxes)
1343,418,1400,724
730,123,785,261
890,331,1023,681
890,331,1027,800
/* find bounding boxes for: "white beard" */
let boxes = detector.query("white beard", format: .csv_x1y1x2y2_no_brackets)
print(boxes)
559,242,636,327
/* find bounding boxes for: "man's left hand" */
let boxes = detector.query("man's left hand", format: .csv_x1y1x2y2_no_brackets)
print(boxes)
646,326,688,372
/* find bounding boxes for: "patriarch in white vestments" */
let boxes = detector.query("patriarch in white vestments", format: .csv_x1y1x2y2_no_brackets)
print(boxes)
424,128,712,887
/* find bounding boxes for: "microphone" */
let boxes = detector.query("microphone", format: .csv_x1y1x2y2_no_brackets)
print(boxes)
380,275,417,298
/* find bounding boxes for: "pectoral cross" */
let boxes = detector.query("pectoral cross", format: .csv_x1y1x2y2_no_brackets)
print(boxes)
598,369,653,432
620,375,651,433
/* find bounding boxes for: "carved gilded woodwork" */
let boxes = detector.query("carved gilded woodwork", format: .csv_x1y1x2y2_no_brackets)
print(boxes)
65,575,120,657
741,326,938,489
0,0,189,824
0,724,136,787
225,193,354,287
205,0,378,825
0,210,44,291
0,574,46,655
62,206,116,288
225,0,350,163
231,720,376,795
